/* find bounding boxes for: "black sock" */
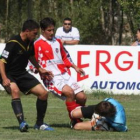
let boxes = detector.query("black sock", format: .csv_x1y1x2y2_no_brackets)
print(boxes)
11,98,24,124
36,98,47,126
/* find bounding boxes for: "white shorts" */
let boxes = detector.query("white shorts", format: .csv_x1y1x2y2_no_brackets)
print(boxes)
43,72,83,100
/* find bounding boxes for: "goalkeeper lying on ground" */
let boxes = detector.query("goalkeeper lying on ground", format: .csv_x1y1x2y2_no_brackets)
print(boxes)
71,98,127,132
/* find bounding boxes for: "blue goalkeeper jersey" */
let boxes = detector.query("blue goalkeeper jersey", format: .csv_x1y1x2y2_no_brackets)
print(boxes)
104,98,127,132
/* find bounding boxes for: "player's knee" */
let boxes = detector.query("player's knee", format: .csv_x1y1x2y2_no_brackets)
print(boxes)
63,88,74,98
11,88,20,97
71,109,77,118
76,92,87,105
12,88,19,95
68,91,75,99
81,93,87,101
38,90,48,100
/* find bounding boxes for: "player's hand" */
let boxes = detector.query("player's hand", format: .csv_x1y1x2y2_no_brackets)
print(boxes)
75,67,85,76
38,67,52,75
77,68,85,76
38,68,54,80
2,77,11,87
40,74,53,81
72,64,85,76
45,70,54,80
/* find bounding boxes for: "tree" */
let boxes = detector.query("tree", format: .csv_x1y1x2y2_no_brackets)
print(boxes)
0,0,140,45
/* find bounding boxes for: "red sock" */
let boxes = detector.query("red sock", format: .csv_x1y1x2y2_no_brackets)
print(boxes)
65,101,80,120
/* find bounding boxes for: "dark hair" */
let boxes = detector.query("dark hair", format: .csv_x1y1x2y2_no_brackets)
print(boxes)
63,17,72,23
22,19,39,31
40,17,55,30
95,101,116,117
137,28,140,32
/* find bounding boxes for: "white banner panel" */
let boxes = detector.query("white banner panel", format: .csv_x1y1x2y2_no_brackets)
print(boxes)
0,43,6,90
65,45,140,94
0,43,140,94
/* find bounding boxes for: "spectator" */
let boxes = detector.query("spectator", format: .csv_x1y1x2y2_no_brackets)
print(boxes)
55,17,80,45
0,19,54,132
131,28,140,46
34,17,87,126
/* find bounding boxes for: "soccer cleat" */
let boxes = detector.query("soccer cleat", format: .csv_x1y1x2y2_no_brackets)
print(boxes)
34,123,54,131
19,121,29,132
70,118,83,129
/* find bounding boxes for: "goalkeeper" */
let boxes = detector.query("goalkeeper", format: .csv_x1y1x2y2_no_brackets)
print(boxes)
71,98,127,132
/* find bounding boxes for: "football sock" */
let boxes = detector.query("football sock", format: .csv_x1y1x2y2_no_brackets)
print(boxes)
11,98,24,124
36,98,47,126
65,101,80,120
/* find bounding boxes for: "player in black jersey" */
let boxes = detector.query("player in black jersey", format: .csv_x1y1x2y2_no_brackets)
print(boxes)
0,19,54,132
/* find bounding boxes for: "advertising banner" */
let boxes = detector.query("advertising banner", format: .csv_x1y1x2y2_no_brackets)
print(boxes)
65,45,140,94
0,43,140,94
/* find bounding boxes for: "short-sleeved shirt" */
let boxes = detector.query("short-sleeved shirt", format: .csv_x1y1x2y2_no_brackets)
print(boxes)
55,27,80,41
104,98,127,132
0,35,34,75
81,98,127,132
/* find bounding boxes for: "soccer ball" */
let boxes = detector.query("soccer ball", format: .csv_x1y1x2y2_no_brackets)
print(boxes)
91,113,109,131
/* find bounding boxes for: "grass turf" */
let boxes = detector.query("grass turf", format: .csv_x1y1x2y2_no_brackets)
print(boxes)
0,90,139,140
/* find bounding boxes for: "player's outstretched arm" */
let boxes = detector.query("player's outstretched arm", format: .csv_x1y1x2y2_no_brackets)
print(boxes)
71,64,85,76
29,56,41,70
62,40,79,45
29,56,54,80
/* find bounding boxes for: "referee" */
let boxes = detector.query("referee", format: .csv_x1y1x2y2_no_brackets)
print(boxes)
0,20,54,132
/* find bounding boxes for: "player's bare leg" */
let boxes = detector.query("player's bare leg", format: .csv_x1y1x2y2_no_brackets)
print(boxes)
62,85,83,127
30,84,54,131
75,91,87,106
74,121,92,130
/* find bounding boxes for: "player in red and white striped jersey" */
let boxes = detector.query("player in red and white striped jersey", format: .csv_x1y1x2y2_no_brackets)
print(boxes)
34,17,87,126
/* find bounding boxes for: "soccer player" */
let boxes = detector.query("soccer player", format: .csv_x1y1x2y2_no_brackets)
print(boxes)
34,17,87,125
71,98,128,132
0,19,54,132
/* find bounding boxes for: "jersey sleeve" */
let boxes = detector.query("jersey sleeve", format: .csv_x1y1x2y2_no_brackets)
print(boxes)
29,41,35,56
0,42,16,63
73,28,80,40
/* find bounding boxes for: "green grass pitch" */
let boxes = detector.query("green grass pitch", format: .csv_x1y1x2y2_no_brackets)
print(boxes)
0,90,140,140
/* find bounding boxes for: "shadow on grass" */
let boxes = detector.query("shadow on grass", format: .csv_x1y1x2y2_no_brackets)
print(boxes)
2,126,31,132
3,123,70,131
50,123,70,128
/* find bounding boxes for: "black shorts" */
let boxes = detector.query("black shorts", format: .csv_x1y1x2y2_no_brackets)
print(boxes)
0,71,40,94
81,105,96,119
